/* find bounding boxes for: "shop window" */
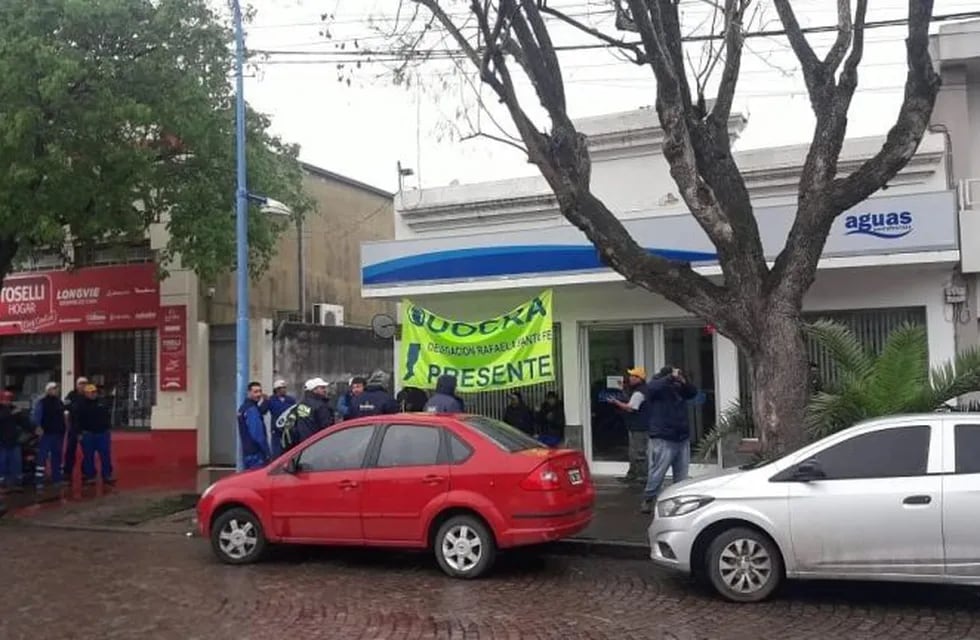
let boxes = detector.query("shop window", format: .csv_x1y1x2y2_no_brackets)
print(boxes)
456,323,564,422
737,307,927,435
0,334,62,407
77,329,157,429
74,240,154,267
14,249,65,272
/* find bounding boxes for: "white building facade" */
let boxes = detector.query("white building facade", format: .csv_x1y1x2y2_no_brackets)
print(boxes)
361,22,980,476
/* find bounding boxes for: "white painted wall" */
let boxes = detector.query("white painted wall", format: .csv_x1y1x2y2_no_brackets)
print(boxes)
405,262,957,450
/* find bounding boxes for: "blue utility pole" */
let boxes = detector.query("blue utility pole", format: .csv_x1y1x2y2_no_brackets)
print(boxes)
232,0,248,472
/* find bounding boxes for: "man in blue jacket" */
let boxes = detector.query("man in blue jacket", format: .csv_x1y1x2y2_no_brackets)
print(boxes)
642,367,699,514
237,381,271,470
424,375,465,414
348,371,397,419
262,379,296,457
32,382,67,487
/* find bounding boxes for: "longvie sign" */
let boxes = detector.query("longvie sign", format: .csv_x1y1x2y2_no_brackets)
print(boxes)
0,263,161,335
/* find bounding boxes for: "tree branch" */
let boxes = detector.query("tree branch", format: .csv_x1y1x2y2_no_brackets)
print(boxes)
823,0,853,71
538,2,646,65
772,0,824,100
831,0,940,211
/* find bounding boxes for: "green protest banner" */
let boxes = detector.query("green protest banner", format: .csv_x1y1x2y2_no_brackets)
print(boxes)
400,290,555,393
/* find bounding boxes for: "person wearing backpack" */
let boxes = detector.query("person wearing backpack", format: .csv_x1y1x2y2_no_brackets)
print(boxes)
291,378,334,445
263,379,296,457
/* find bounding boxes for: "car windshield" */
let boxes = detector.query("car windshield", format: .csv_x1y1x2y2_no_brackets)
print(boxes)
460,415,543,452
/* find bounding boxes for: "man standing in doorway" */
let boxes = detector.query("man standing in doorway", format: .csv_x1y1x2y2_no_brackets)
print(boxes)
32,382,66,487
607,367,650,486
76,384,114,485
641,367,698,514
263,379,296,458
63,376,88,482
237,382,271,471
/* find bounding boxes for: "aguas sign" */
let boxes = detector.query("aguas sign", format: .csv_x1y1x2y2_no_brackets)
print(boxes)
844,211,914,240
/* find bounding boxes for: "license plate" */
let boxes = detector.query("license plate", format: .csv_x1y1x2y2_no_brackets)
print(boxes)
567,468,583,485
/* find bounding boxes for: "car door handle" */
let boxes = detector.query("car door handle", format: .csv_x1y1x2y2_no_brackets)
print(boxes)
903,495,931,505
422,474,445,485
338,479,359,490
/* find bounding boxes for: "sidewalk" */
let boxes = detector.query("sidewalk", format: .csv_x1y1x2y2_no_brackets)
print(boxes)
3,468,650,557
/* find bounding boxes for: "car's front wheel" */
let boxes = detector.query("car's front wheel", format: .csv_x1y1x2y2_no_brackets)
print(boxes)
705,526,783,603
434,515,496,579
211,507,267,565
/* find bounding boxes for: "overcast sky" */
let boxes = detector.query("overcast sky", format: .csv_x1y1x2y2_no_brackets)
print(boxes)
240,0,976,193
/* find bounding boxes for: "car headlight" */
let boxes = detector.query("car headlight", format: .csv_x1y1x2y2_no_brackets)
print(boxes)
656,495,714,518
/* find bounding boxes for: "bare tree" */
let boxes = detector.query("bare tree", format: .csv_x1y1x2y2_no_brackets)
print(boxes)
384,0,939,454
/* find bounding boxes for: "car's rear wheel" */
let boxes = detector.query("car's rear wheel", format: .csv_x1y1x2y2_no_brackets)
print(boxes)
434,515,496,579
211,507,267,565
705,527,783,603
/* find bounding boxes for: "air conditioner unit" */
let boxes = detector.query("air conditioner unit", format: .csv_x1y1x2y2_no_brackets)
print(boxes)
312,303,344,327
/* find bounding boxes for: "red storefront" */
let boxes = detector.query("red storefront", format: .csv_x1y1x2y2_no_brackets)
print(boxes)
0,263,196,470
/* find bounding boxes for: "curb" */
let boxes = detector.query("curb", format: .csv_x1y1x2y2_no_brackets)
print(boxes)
549,538,649,561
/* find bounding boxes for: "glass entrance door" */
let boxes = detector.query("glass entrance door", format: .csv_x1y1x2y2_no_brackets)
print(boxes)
587,327,635,465
663,326,716,460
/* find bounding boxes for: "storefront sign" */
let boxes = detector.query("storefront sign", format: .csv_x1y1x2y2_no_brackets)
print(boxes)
0,263,160,335
159,305,188,391
400,290,555,393
363,190,958,287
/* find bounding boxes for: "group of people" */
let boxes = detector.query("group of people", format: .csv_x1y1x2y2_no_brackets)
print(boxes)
501,390,566,447
0,376,114,493
605,365,700,514
235,372,468,470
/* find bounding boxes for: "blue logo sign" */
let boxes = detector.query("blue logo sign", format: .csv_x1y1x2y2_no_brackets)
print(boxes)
844,211,913,239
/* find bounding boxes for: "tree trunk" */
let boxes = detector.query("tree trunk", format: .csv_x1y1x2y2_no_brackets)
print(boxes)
0,236,19,285
747,311,809,456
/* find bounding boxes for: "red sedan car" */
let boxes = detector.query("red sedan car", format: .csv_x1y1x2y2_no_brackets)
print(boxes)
197,413,595,578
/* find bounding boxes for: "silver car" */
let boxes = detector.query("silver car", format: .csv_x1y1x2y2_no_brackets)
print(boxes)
648,414,980,602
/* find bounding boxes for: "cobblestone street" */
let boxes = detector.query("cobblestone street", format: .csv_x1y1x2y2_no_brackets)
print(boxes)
1,526,978,640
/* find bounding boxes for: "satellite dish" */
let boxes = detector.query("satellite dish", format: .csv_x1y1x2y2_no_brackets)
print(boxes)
371,313,397,340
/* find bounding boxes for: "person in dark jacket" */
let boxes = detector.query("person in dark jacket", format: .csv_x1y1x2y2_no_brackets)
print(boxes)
0,391,27,491
503,391,535,436
31,382,67,486
75,384,115,485
396,386,428,412
262,379,296,458
63,376,88,481
349,371,398,419
536,391,566,448
336,376,366,422
641,367,698,514
293,378,335,444
237,381,271,470
607,367,651,485
425,375,464,414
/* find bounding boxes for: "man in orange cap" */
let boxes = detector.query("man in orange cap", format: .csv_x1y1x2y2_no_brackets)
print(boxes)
606,367,651,486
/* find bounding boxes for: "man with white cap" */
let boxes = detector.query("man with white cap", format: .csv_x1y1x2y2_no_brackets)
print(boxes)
263,379,296,457
292,377,334,445
63,376,89,481
31,381,67,486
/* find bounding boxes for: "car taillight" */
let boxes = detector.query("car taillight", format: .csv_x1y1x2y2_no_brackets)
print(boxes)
520,462,562,491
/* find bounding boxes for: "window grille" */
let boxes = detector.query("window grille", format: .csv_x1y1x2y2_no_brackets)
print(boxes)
77,329,157,429
456,324,564,420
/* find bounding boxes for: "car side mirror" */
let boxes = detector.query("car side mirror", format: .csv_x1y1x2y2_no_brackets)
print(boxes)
793,459,825,482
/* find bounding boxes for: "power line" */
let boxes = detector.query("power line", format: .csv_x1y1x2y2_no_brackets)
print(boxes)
252,10,980,60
